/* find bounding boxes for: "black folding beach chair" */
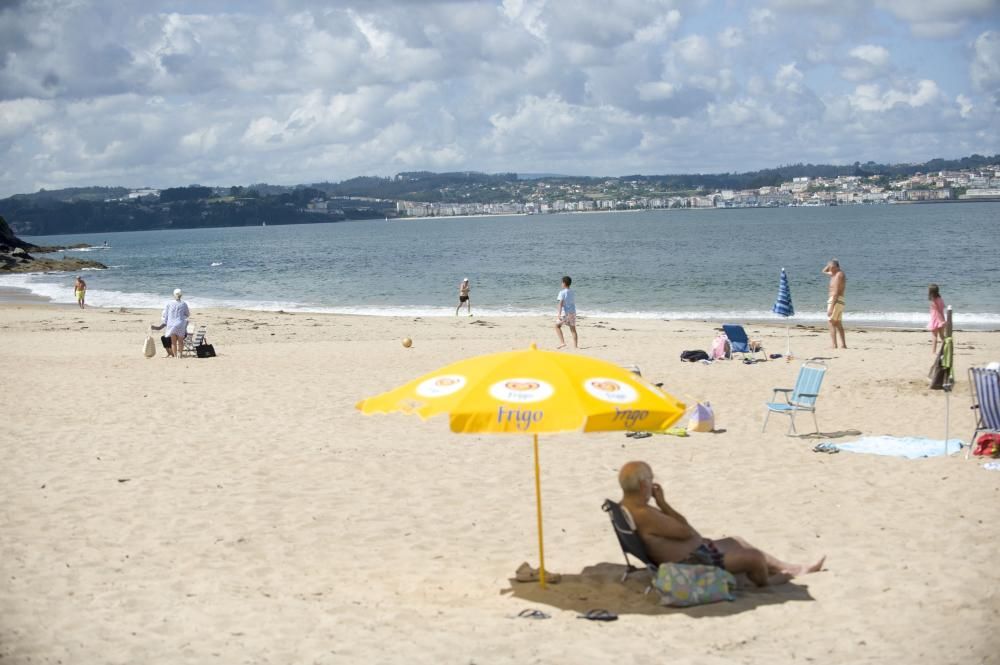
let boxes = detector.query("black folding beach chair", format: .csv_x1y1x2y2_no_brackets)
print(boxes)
602,499,658,583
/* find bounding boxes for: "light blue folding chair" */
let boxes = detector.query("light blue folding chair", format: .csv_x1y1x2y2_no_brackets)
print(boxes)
722,324,766,361
969,367,1000,458
763,360,827,434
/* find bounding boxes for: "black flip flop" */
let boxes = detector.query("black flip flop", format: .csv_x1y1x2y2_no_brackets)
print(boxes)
516,609,551,620
578,609,618,622
632,432,652,439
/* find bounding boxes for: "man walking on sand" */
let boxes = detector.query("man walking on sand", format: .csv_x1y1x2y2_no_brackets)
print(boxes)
554,275,578,349
74,276,86,309
823,259,846,349
455,278,472,316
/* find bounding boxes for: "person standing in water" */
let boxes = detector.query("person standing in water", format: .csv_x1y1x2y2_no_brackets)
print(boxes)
455,278,472,316
554,275,578,349
74,276,86,309
822,259,846,349
927,284,947,354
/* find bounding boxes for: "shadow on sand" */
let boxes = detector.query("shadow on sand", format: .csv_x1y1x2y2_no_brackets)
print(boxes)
502,562,815,618
795,429,862,440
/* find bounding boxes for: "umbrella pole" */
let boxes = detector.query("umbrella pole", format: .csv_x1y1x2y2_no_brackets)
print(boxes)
532,433,547,589
945,389,950,456
786,323,791,357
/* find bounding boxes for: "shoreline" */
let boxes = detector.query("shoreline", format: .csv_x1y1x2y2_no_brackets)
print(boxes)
1,296,997,334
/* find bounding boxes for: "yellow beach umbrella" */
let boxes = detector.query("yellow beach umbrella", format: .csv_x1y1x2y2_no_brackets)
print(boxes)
356,343,686,587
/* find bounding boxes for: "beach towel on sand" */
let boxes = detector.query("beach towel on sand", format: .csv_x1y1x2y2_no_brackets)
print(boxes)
829,436,963,458
654,563,736,607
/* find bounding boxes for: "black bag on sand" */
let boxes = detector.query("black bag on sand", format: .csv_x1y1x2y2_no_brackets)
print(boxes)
680,350,710,362
196,343,216,358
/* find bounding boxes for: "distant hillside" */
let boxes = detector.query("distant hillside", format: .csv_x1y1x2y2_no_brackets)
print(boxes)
3,153,996,236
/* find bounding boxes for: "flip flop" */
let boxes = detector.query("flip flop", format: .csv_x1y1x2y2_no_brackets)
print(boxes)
631,432,652,439
578,609,618,622
516,609,551,620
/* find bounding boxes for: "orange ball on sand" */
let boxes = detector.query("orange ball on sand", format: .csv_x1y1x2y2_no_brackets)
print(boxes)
402,337,413,348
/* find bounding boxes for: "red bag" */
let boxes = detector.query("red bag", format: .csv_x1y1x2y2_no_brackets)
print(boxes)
972,433,1000,457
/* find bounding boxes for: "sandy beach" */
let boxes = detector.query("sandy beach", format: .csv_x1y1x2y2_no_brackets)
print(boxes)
2,303,999,664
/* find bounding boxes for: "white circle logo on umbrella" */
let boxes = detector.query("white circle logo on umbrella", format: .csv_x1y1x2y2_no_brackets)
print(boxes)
489,378,554,403
583,378,639,404
416,375,467,398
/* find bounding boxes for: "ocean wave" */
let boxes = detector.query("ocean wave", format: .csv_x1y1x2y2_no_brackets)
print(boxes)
2,273,998,328
51,246,112,253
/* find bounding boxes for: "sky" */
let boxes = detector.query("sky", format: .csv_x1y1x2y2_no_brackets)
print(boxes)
0,0,998,197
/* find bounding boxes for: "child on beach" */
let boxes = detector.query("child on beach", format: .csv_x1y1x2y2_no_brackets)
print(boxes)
74,276,86,309
928,284,947,354
554,275,578,349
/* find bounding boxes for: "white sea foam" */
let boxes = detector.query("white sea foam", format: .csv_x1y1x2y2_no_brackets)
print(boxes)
3,273,999,329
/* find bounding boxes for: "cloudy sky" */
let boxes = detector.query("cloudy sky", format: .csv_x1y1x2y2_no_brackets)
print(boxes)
0,0,998,196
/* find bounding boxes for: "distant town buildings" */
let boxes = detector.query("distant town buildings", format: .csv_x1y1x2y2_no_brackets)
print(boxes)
99,163,1000,219
394,163,1000,216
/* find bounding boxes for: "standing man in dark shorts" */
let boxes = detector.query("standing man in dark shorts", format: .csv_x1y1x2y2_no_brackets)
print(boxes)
455,278,472,316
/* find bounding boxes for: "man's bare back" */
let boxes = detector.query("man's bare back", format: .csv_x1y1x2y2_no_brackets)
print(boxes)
622,492,703,564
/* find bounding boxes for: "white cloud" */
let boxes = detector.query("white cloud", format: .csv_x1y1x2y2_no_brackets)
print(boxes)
956,94,974,118
0,99,54,140
718,26,744,48
850,44,890,67
636,81,676,101
749,8,776,35
672,35,714,69
842,44,891,81
875,0,998,38
849,79,942,112
634,10,682,43
775,63,805,92
0,0,995,196
970,31,1000,101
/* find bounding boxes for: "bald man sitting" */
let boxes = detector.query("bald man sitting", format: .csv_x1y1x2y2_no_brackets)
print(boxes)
618,461,824,587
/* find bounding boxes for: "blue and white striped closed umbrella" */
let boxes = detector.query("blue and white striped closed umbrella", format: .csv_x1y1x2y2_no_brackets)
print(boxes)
773,268,794,356
772,268,794,317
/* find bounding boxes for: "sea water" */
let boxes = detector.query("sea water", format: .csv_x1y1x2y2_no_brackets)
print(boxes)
4,202,999,328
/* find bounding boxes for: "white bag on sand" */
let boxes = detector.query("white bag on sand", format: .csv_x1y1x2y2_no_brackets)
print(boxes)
143,335,156,358
688,402,715,432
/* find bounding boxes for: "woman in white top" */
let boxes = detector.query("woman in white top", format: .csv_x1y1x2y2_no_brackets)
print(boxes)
151,289,190,359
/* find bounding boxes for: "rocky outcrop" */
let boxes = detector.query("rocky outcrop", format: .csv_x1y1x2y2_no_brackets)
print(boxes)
0,215,107,273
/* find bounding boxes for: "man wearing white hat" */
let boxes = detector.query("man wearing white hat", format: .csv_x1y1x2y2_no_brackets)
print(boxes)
151,288,190,359
455,278,472,316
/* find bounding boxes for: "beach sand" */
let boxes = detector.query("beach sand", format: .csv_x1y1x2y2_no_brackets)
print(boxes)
2,303,999,664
